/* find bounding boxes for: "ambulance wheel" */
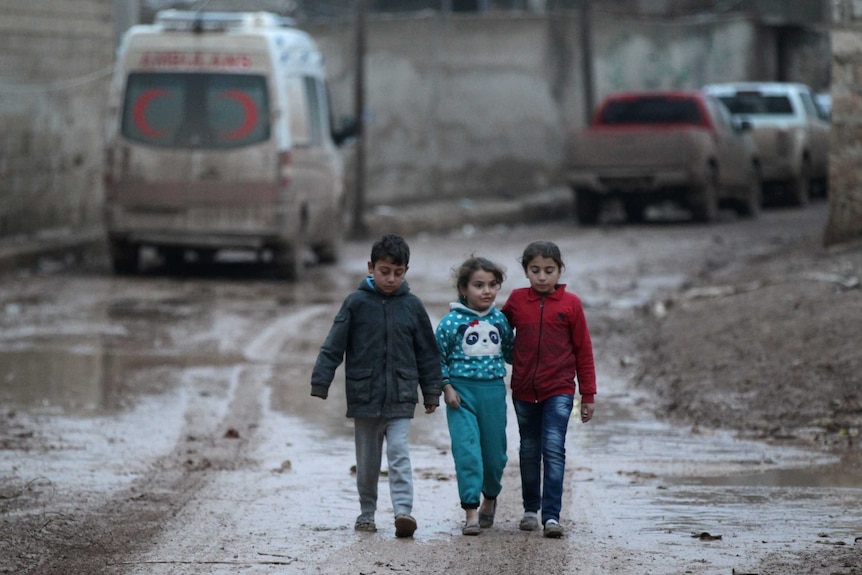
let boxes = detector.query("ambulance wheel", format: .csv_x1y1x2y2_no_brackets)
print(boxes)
314,235,342,264
110,240,139,275
272,243,303,280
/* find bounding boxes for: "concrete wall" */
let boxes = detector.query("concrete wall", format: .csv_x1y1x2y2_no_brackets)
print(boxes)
311,11,774,206
825,1,862,246
590,13,763,99
0,1,114,236
313,14,570,205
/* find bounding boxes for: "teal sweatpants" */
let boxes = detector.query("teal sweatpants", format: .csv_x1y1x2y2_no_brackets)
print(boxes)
446,377,508,509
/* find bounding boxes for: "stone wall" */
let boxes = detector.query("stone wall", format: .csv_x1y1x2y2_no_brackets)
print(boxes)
0,0,114,236
826,1,862,246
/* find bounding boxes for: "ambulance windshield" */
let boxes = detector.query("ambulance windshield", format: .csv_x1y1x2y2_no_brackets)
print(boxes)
121,72,270,149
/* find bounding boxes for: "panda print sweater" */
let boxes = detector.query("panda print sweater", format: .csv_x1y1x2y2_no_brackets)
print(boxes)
435,302,514,384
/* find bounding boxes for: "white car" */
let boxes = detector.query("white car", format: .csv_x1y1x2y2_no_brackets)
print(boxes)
704,82,830,205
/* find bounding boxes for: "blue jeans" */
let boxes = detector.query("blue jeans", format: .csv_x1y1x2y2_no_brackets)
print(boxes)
513,394,574,524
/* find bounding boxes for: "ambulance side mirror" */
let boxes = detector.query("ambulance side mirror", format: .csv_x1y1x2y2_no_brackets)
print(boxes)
332,116,358,146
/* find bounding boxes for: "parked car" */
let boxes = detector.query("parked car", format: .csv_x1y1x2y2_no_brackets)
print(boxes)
703,82,830,204
564,90,761,225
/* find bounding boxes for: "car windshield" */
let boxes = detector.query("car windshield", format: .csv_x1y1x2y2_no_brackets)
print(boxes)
121,72,270,149
717,93,794,115
597,97,703,125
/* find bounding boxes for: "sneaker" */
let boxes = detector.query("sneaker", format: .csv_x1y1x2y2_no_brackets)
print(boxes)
394,514,417,538
354,513,377,532
519,512,539,531
543,519,563,538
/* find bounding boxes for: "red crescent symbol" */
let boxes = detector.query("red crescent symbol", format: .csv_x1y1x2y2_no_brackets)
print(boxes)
218,90,259,141
132,88,171,138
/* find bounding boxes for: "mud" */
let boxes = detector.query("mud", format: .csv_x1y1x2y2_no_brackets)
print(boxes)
1,201,861,574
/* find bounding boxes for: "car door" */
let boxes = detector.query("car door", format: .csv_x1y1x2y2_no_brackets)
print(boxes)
285,75,344,247
705,96,753,191
797,88,830,178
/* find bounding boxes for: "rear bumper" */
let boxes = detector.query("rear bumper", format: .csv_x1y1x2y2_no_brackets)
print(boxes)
758,158,798,183
567,168,701,195
105,204,295,251
110,231,277,251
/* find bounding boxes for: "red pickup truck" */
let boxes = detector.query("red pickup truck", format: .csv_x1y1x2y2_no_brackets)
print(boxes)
565,90,762,225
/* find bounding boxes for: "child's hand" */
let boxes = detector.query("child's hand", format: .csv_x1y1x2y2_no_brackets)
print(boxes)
443,385,461,409
424,404,437,414
581,403,594,423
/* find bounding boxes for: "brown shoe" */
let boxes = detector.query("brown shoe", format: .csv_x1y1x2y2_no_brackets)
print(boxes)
394,514,417,538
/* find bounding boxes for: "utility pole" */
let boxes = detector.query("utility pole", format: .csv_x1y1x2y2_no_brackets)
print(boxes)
579,0,595,125
350,0,368,238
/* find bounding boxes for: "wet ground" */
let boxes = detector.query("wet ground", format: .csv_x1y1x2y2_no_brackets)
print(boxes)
1,201,860,574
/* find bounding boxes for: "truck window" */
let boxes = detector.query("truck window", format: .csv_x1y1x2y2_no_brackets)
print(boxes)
798,90,820,119
121,72,270,149
286,76,327,146
707,98,734,133
598,97,703,125
718,93,794,115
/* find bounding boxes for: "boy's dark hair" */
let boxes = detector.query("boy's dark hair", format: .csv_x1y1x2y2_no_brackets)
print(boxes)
455,256,506,292
370,234,410,266
519,240,565,271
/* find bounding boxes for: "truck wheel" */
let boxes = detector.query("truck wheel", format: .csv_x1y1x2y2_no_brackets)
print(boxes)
690,169,719,223
196,249,216,264
109,240,139,275
575,189,600,225
623,200,646,223
786,164,811,207
162,248,185,271
272,243,303,280
737,170,762,218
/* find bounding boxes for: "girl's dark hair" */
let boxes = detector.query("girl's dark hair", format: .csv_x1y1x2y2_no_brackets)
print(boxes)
519,240,564,271
455,256,505,292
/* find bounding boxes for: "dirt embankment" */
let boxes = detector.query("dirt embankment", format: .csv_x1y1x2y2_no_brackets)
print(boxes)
635,233,862,451
631,232,862,573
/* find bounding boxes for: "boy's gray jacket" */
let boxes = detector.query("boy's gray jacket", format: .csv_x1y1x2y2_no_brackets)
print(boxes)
310,278,443,418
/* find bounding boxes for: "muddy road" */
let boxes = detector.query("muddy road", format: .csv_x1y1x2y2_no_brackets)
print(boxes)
1,202,859,574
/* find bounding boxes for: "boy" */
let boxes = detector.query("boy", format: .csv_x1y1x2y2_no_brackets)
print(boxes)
310,234,443,538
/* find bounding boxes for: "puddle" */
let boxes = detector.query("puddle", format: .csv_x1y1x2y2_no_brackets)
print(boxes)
567,374,862,561
674,464,862,489
1,346,115,414
0,344,240,415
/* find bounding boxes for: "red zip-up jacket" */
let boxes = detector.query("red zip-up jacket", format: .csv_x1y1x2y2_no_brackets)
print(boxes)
502,284,596,404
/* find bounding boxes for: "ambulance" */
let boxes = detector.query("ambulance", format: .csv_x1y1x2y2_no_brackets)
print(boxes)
103,10,350,277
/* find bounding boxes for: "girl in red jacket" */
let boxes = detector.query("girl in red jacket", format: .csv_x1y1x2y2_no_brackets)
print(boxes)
501,240,596,538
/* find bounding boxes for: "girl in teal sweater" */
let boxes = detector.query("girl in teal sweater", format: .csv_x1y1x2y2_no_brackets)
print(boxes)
435,256,514,535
